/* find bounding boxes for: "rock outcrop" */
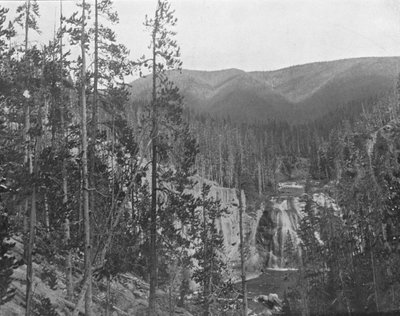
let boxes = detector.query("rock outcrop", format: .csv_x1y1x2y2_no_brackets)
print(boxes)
255,182,337,268
1,237,193,316
190,177,340,271
191,177,263,272
190,178,338,272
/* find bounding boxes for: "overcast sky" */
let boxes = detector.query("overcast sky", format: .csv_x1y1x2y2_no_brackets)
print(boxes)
3,0,400,72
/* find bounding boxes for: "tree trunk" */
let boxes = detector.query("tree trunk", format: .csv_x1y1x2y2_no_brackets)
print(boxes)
106,276,111,316
105,117,115,316
257,161,262,195
219,135,223,185
202,190,210,316
93,0,98,135
88,0,98,250
148,9,159,315
80,1,92,314
238,186,248,315
59,0,73,303
23,0,32,263
25,188,36,316
44,194,50,233
370,244,379,312
23,2,33,314
236,152,248,316
26,77,44,316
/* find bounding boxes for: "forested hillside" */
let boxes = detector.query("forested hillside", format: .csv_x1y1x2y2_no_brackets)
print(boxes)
1,0,400,316
129,57,400,122
128,58,400,201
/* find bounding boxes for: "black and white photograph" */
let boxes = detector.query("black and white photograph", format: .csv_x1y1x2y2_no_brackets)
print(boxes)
1,0,400,315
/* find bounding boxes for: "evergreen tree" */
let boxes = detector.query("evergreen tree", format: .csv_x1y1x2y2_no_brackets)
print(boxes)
32,295,59,316
283,230,297,268
77,1,92,313
137,0,184,313
0,210,18,306
192,184,230,316
236,150,248,315
14,2,41,314
0,16,16,301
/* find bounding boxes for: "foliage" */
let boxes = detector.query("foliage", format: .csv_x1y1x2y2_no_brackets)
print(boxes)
294,87,400,314
283,230,297,268
0,211,18,305
14,0,40,34
191,184,233,315
40,266,58,290
32,295,59,316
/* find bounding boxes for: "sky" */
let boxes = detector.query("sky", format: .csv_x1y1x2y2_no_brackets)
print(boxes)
2,0,400,72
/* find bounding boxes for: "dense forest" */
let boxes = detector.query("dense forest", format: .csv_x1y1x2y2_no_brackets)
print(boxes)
1,0,400,316
0,1,231,315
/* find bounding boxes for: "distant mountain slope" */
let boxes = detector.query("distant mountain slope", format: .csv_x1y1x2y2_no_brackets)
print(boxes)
129,57,400,123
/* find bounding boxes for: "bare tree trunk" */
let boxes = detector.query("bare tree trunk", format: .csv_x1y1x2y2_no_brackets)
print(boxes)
64,214,72,298
59,0,73,303
238,187,248,315
219,135,223,185
93,0,98,134
105,276,111,316
44,194,50,233
23,2,34,314
26,80,44,316
88,0,98,251
296,253,310,316
148,11,158,313
370,245,380,312
23,0,32,263
236,152,248,316
209,217,215,313
104,116,115,316
80,1,92,314
25,188,36,316
202,191,210,316
257,161,262,195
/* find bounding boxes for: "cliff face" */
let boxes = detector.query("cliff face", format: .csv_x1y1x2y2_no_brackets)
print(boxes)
255,182,339,269
190,177,263,272
257,195,303,268
194,179,337,271
198,179,338,270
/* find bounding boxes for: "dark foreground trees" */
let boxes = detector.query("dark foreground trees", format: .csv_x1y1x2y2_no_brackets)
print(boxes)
137,0,187,313
1,1,235,315
289,95,400,315
192,183,230,316
0,0,140,314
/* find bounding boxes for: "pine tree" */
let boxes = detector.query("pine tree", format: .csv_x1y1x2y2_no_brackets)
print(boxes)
283,230,296,268
0,210,18,306
14,2,41,315
79,1,92,314
0,16,16,301
236,151,248,316
32,295,59,316
137,1,183,313
192,184,229,316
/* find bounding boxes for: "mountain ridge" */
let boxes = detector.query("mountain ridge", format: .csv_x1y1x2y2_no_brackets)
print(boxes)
129,56,400,123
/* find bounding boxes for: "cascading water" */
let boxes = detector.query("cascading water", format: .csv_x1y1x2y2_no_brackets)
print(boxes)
256,195,304,268
191,178,337,272
254,182,338,269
